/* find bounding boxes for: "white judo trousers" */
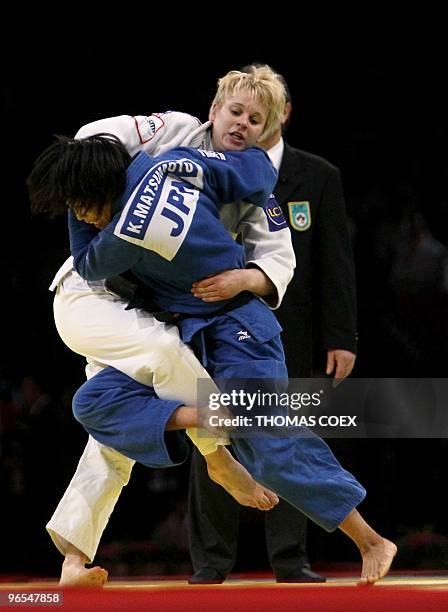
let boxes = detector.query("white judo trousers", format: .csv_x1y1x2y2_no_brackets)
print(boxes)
46,261,224,562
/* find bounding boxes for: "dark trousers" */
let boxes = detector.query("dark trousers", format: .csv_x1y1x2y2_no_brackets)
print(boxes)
188,447,310,578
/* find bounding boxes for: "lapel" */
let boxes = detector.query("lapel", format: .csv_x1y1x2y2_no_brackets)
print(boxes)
274,142,306,206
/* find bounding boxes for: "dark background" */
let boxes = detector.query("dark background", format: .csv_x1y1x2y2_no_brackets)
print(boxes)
2,35,448,577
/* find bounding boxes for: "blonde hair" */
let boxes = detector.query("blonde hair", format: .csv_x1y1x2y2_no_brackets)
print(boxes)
210,64,286,141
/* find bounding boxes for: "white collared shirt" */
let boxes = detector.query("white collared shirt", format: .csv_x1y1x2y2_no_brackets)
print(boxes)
266,137,284,172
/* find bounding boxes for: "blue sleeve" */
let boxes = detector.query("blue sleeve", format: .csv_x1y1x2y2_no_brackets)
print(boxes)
69,209,99,256
68,210,142,281
186,148,277,208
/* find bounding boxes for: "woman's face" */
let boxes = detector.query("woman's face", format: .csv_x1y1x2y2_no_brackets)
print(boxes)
72,202,112,229
210,92,268,151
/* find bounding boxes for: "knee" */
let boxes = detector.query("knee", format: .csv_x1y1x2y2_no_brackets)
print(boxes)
84,437,135,485
72,383,93,427
99,445,134,484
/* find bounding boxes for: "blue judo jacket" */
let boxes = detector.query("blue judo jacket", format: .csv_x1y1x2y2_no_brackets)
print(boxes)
70,146,282,315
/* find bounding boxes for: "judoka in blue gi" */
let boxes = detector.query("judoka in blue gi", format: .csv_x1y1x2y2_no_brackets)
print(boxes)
28,133,396,584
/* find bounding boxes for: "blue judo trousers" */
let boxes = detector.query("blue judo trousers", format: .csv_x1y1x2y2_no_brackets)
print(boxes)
73,296,366,533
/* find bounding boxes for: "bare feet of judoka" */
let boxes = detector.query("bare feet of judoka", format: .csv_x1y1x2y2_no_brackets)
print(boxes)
339,508,397,585
60,544,108,587
358,538,397,585
205,445,279,510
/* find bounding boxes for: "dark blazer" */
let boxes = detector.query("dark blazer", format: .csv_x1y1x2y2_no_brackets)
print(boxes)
275,142,357,376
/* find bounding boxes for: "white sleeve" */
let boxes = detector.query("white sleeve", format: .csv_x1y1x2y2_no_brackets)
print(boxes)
221,203,295,309
75,112,202,157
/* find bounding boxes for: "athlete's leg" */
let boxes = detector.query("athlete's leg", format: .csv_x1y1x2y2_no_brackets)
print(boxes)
195,309,396,583
46,436,133,584
71,368,278,512
47,268,269,580
339,509,397,584
53,270,223,454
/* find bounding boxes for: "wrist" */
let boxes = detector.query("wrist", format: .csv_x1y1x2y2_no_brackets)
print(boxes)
241,268,258,293
244,267,275,297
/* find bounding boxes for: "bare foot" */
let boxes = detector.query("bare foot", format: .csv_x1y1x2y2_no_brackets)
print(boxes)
60,559,108,588
205,446,279,510
358,538,397,585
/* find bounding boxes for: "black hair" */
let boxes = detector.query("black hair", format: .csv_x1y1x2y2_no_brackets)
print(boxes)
27,133,131,217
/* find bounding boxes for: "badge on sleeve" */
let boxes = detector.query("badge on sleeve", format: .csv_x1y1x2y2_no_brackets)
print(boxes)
134,113,165,143
264,195,288,232
288,201,311,231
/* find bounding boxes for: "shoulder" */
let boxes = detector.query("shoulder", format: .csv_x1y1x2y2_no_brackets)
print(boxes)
284,143,340,176
227,146,272,164
75,111,201,140
152,110,202,128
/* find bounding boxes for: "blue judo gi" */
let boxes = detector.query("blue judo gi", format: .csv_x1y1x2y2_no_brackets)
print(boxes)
71,146,365,531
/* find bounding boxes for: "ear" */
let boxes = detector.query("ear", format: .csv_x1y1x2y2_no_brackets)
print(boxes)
282,101,292,125
209,102,219,122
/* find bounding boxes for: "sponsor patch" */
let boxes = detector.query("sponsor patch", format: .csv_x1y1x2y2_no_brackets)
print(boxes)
288,201,311,231
264,195,288,232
